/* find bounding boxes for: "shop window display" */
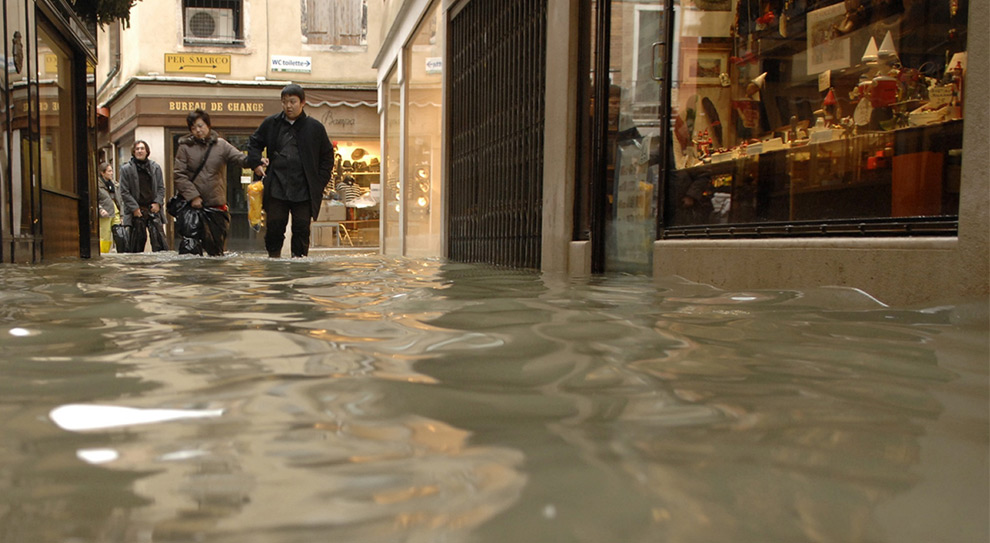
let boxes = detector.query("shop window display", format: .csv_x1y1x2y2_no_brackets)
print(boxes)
666,0,967,230
320,141,381,247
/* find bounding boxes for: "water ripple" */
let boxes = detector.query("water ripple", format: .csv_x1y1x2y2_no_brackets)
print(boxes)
0,255,984,543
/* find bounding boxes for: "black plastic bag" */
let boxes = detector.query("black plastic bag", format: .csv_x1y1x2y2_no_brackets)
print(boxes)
148,214,168,252
111,224,130,253
166,194,185,218
171,197,230,256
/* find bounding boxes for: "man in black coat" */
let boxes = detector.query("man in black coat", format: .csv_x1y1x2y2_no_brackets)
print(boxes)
247,84,335,257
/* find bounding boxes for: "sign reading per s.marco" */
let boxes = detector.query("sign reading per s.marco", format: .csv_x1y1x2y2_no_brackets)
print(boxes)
165,53,231,74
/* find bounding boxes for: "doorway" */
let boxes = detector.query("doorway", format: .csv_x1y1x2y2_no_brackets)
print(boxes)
588,0,670,274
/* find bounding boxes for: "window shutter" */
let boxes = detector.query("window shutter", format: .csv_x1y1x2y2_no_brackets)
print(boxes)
336,0,363,45
305,0,365,46
306,0,331,43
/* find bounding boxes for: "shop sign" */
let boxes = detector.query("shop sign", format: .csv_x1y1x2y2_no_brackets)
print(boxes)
17,100,59,113
271,55,312,73
320,108,357,129
165,99,267,113
44,54,58,74
426,57,442,74
164,53,232,74
313,103,378,135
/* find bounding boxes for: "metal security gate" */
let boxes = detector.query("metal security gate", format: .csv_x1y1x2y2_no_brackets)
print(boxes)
447,0,546,269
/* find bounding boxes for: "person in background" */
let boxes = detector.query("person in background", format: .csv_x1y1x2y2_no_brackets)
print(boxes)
97,162,119,253
173,108,248,256
118,140,167,252
246,83,334,258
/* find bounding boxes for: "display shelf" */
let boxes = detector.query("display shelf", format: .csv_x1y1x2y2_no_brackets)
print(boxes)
349,171,381,187
670,119,962,226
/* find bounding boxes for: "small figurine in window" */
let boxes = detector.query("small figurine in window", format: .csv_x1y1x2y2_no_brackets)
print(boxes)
694,129,713,159
755,3,776,31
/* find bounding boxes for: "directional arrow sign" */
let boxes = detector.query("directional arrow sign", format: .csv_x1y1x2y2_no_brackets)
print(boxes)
165,53,231,74
271,55,312,73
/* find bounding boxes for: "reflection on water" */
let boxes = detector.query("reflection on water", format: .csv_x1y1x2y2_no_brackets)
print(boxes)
0,253,986,542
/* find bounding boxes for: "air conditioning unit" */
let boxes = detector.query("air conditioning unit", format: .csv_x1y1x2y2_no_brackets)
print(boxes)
185,7,234,42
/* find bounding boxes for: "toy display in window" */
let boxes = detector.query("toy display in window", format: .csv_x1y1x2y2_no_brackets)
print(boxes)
680,0,966,171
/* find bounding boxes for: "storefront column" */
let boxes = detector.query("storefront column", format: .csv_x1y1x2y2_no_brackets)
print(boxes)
542,0,584,277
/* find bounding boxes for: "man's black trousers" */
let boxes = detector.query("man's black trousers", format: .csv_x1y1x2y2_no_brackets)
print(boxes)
265,197,312,257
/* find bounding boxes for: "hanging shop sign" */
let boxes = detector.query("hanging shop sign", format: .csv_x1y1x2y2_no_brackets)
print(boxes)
271,55,312,73
164,53,232,74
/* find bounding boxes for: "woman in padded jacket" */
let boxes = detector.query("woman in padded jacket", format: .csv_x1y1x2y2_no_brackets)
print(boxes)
173,108,247,256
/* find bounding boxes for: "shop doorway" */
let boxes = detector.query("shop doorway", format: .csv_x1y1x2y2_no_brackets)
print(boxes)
589,0,670,274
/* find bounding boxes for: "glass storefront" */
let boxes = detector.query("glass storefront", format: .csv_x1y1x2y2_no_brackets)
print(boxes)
5,1,34,242
0,2,96,262
588,0,968,273
381,0,443,258
383,66,401,255
404,2,443,257
330,139,382,247
37,23,75,196
664,0,967,231
595,0,666,273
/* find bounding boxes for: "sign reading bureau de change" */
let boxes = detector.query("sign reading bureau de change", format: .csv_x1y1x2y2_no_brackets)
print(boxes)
165,53,231,74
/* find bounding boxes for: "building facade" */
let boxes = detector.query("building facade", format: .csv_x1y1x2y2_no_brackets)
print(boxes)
96,0,382,251
375,0,987,306
0,0,99,262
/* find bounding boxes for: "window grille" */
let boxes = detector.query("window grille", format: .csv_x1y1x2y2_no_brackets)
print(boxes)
183,0,243,45
447,0,547,269
303,0,367,47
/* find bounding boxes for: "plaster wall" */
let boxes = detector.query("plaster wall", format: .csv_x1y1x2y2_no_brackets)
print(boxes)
100,0,380,102
132,126,166,179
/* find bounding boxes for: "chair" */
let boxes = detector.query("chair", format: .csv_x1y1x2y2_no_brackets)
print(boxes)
312,221,353,247
334,222,353,246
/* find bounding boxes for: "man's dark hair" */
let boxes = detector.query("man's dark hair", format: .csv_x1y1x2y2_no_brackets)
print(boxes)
281,83,306,102
186,108,212,130
131,140,150,156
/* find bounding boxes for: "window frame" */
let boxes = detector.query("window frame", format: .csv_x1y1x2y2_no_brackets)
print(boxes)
182,0,244,47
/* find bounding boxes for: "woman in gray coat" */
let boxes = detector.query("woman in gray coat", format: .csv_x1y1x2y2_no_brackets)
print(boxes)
97,162,119,253
173,108,247,256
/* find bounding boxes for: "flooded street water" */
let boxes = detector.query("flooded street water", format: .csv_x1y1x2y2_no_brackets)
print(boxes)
0,253,986,543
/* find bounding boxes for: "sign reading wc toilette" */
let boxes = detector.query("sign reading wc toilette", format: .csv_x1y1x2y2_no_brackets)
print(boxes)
270,55,312,73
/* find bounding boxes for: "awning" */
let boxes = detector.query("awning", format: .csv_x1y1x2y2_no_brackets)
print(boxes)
305,89,377,108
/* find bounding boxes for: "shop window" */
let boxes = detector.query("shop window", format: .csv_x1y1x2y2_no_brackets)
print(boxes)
664,0,967,235
404,2,443,257
183,0,243,45
327,140,381,247
37,24,75,196
302,0,367,48
383,66,401,255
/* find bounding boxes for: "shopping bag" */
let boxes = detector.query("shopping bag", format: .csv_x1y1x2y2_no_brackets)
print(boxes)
170,197,200,255
111,224,130,253
148,215,168,252
172,197,229,256
247,181,264,232
166,194,186,218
